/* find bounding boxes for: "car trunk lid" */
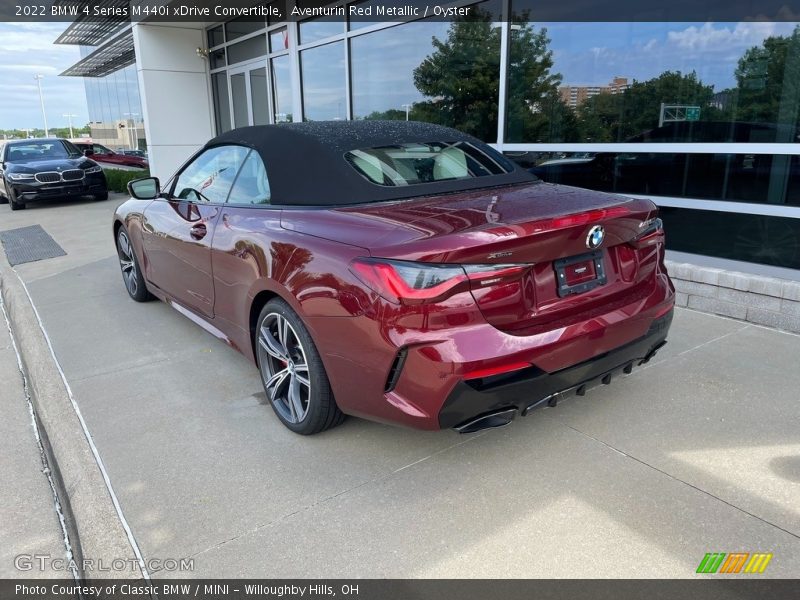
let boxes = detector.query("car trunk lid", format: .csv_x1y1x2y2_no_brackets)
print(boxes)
282,182,663,332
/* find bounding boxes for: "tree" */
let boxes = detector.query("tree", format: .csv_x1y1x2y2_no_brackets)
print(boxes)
575,93,624,142
363,109,407,121
0,124,91,140
504,19,577,143
577,71,720,141
733,25,800,136
412,10,503,141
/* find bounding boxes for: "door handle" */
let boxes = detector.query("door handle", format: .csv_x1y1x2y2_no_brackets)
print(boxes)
190,223,207,240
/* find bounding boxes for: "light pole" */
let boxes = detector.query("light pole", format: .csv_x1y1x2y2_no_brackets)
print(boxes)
62,113,77,139
124,112,139,150
401,103,412,121
34,74,49,137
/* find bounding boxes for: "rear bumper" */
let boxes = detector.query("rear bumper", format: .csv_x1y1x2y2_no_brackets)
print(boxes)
309,269,675,431
438,309,673,430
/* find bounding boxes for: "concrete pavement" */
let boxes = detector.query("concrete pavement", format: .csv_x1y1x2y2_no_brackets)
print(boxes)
0,196,799,578
0,292,66,578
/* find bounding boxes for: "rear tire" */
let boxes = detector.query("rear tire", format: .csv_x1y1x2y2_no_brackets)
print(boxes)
116,226,152,302
256,299,345,435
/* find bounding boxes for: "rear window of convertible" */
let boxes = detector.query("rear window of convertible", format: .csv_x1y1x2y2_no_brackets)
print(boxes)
345,142,513,187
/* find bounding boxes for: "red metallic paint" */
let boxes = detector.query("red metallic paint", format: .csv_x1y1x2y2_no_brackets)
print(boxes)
73,143,149,169
114,180,674,430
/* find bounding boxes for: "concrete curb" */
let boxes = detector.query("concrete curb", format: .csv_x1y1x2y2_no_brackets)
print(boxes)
0,251,142,579
666,259,800,334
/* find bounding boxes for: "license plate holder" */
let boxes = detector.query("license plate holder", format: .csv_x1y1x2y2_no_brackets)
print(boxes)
554,250,606,297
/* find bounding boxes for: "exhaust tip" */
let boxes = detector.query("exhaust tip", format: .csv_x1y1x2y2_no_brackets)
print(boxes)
454,408,517,434
639,340,668,365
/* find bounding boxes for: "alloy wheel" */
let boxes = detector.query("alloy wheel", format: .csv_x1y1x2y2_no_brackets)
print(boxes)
117,230,139,297
257,312,312,424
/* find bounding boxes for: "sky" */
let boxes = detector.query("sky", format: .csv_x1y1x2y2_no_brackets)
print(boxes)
0,22,88,130
545,21,799,90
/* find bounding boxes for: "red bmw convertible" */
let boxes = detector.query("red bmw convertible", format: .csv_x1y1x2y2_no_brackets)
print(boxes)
114,122,674,435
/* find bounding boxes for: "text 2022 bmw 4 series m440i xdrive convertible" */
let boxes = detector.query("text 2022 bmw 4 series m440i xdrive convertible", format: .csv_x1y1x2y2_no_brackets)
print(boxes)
114,121,674,435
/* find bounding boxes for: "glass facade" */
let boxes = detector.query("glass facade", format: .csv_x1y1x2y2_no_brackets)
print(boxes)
80,45,146,151
78,47,142,145
200,5,800,269
300,41,347,121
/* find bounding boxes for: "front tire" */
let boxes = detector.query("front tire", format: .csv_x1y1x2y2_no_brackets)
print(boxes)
9,190,24,210
116,226,152,302
94,191,109,201
256,299,345,434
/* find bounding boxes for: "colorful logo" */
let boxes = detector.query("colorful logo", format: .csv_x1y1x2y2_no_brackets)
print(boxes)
696,552,773,574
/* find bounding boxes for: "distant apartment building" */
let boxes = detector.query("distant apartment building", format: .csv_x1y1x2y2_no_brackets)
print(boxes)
558,77,630,108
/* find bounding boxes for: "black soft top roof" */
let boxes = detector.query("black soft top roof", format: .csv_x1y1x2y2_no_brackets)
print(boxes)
207,121,535,206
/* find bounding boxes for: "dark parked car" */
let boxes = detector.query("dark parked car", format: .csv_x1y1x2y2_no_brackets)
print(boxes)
114,122,674,435
73,142,148,169
0,138,108,210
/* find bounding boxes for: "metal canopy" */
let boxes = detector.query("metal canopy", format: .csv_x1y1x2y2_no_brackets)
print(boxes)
54,20,127,46
52,1,129,46
60,28,134,77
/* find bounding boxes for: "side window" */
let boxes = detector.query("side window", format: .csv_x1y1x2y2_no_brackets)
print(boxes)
172,145,249,204
93,144,109,155
228,150,271,205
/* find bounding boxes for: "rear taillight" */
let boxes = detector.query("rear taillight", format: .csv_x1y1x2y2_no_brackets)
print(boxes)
349,258,528,305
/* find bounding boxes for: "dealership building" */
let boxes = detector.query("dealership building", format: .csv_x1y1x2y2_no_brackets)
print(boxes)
55,2,800,283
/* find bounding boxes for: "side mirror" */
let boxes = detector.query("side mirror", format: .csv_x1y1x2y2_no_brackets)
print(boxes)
128,177,161,200
83,149,94,157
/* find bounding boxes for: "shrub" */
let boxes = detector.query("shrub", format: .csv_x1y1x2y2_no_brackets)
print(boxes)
103,168,150,194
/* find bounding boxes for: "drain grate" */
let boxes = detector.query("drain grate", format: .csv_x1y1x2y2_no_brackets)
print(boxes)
0,225,67,266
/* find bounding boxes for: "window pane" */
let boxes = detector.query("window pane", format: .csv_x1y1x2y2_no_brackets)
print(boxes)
269,27,289,52
299,17,343,44
346,142,511,186
207,26,224,48
250,67,269,126
229,151,271,204
227,35,267,65
505,17,800,144
529,151,800,206
301,41,346,121
210,47,226,69
271,56,294,122
351,21,449,119
662,208,800,269
350,1,502,142
211,72,231,133
231,72,249,128
225,16,265,42
173,146,249,204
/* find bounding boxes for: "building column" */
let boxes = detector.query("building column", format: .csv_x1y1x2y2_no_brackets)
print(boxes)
132,22,214,180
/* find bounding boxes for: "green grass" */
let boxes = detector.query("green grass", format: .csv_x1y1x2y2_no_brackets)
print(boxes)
103,168,150,194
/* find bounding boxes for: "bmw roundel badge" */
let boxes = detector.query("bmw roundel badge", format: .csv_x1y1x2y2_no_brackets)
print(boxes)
586,225,605,249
